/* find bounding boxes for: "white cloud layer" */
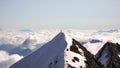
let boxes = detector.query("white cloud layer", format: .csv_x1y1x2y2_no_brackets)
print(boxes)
0,50,23,68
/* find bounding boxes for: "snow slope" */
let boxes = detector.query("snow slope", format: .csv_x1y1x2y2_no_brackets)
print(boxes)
10,32,67,68
1,29,120,68
10,32,102,68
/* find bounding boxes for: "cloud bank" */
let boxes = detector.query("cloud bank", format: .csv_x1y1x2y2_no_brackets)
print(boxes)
0,50,23,68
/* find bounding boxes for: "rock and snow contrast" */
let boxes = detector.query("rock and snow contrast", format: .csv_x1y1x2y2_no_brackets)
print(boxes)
10,32,102,68
95,42,120,68
0,29,120,68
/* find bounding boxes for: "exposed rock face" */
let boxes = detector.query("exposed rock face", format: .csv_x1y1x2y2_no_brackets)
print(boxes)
67,39,103,68
95,42,120,68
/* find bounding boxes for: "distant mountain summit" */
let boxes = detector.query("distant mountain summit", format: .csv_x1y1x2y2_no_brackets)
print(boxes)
10,32,119,68
95,42,120,68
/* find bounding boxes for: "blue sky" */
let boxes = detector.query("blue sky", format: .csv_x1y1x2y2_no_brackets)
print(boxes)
0,0,120,29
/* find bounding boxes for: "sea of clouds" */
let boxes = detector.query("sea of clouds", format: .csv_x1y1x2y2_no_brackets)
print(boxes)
0,28,120,68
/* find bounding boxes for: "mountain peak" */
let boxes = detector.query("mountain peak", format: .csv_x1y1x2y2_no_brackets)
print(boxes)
10,32,103,68
65,39,102,68
10,32,67,68
95,42,120,68
53,32,65,39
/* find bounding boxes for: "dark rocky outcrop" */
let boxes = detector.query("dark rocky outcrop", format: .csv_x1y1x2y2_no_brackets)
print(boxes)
71,39,103,68
95,42,120,68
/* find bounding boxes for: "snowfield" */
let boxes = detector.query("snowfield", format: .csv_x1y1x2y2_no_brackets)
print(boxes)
0,29,120,68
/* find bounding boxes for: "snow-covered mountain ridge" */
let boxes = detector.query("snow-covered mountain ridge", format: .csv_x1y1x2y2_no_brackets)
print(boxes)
0,29,119,68
10,32,104,68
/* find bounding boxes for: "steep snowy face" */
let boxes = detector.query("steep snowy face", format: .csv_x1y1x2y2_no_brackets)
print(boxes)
10,32,67,68
64,35,86,68
95,42,120,68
